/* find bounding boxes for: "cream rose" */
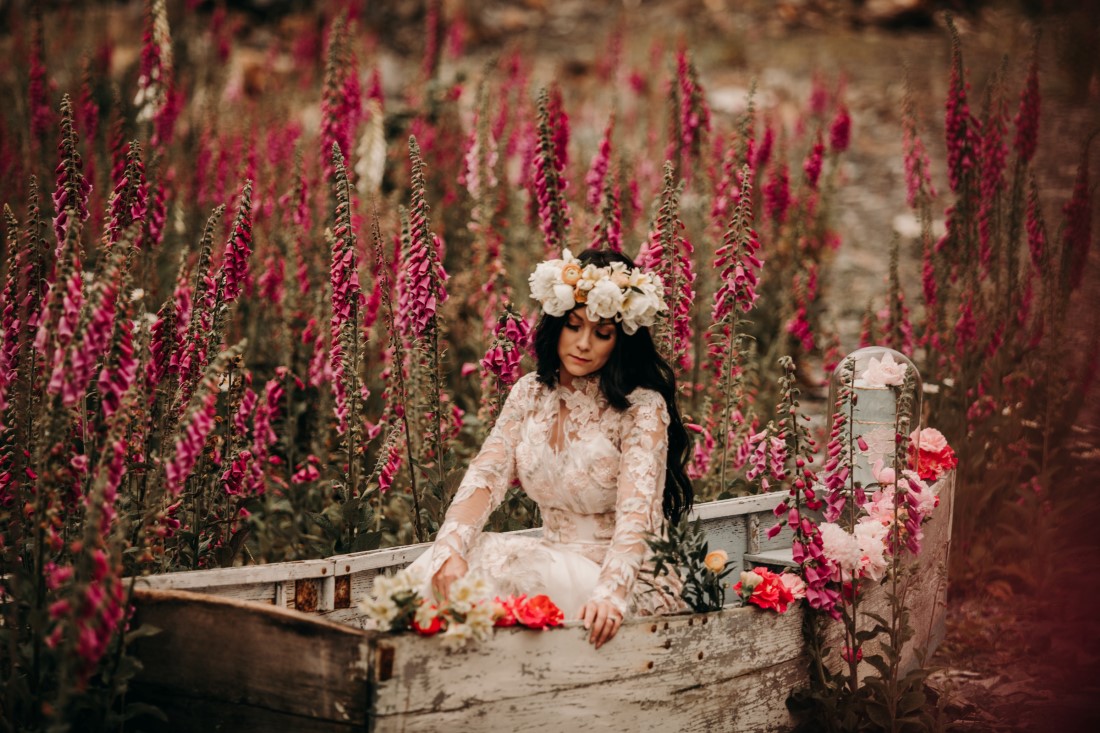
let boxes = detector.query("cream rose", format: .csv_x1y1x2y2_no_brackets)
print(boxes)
586,278,625,321
739,570,763,589
529,260,563,303
542,283,576,316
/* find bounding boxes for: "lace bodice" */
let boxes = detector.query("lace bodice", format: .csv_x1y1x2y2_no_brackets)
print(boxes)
432,372,670,615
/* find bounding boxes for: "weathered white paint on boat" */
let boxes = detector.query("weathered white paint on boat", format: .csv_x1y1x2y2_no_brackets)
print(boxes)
128,475,952,732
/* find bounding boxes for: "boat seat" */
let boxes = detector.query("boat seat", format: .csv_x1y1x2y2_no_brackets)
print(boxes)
742,548,797,572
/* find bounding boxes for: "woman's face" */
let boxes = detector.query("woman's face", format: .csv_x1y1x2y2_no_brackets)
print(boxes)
557,308,617,387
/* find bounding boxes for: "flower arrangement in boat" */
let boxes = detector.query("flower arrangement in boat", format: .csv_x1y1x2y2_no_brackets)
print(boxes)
733,567,807,613
528,248,666,334
358,566,563,650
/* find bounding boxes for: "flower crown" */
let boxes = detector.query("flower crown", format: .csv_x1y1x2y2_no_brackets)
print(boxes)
528,249,666,335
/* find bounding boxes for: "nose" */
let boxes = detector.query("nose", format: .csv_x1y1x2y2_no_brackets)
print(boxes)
575,326,592,351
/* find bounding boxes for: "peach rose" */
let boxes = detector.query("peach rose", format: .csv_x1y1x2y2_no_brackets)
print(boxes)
561,262,582,286
704,549,728,573
611,271,629,288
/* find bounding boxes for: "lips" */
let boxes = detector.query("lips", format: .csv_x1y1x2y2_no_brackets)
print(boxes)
569,355,590,363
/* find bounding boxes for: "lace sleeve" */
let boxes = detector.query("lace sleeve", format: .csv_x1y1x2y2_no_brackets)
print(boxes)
589,389,669,615
429,373,536,575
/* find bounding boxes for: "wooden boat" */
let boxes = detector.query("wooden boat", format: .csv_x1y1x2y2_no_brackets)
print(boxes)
129,473,954,732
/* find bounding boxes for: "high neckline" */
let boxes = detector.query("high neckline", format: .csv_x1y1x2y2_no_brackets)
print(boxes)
556,372,601,396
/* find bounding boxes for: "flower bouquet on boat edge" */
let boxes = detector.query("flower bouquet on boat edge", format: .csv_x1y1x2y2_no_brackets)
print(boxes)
357,567,563,651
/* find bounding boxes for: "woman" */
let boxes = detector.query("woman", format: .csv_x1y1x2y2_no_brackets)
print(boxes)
415,248,693,648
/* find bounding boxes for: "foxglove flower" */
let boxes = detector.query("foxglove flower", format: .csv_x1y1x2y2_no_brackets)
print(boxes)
52,95,92,250
219,180,253,303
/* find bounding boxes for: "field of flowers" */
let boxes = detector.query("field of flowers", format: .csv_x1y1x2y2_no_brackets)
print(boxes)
0,0,1096,728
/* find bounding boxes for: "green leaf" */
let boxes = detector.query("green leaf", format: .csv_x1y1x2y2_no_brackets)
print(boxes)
352,531,383,552
898,690,925,714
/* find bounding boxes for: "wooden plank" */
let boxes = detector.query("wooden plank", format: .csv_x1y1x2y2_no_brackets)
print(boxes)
372,606,804,716
371,607,805,732
130,589,372,730
691,493,785,520
743,549,799,569
372,655,804,733
129,689,367,733
134,557,335,590
165,580,277,605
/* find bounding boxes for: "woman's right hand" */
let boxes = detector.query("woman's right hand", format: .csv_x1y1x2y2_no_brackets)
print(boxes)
431,553,468,601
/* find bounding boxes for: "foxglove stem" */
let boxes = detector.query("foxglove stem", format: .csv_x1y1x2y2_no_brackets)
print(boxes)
52,95,92,251
533,88,570,254
105,141,148,251
585,116,614,210
219,180,253,304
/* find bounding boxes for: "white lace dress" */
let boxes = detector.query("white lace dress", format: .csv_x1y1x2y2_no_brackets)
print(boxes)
409,371,685,619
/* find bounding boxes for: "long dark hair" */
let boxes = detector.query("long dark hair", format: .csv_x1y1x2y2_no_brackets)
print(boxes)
533,249,694,524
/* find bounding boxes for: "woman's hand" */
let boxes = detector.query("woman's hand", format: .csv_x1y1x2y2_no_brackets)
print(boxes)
579,600,623,649
431,553,468,601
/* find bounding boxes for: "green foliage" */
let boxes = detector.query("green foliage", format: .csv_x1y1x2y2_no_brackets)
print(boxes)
644,516,734,612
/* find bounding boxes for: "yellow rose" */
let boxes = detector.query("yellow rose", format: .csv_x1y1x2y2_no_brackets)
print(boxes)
561,262,582,286
704,549,728,573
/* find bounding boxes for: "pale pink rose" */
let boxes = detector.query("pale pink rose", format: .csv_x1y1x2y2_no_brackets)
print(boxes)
854,519,889,581
856,352,907,388
778,573,807,600
819,523,862,578
871,458,896,486
910,427,948,454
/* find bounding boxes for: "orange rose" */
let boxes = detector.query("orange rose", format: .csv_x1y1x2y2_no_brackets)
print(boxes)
561,262,582,285
573,287,588,303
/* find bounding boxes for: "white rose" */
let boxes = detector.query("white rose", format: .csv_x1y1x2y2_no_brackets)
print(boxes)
529,260,563,303
586,279,625,321
621,290,663,335
542,283,576,317
819,523,862,576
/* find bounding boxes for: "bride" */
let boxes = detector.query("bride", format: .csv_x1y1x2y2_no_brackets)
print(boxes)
412,248,694,648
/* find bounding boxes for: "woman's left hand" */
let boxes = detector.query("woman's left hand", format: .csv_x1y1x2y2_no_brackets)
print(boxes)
579,600,623,649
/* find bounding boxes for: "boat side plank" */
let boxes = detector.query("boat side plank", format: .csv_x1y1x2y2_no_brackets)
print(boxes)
372,607,803,717
130,589,371,730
